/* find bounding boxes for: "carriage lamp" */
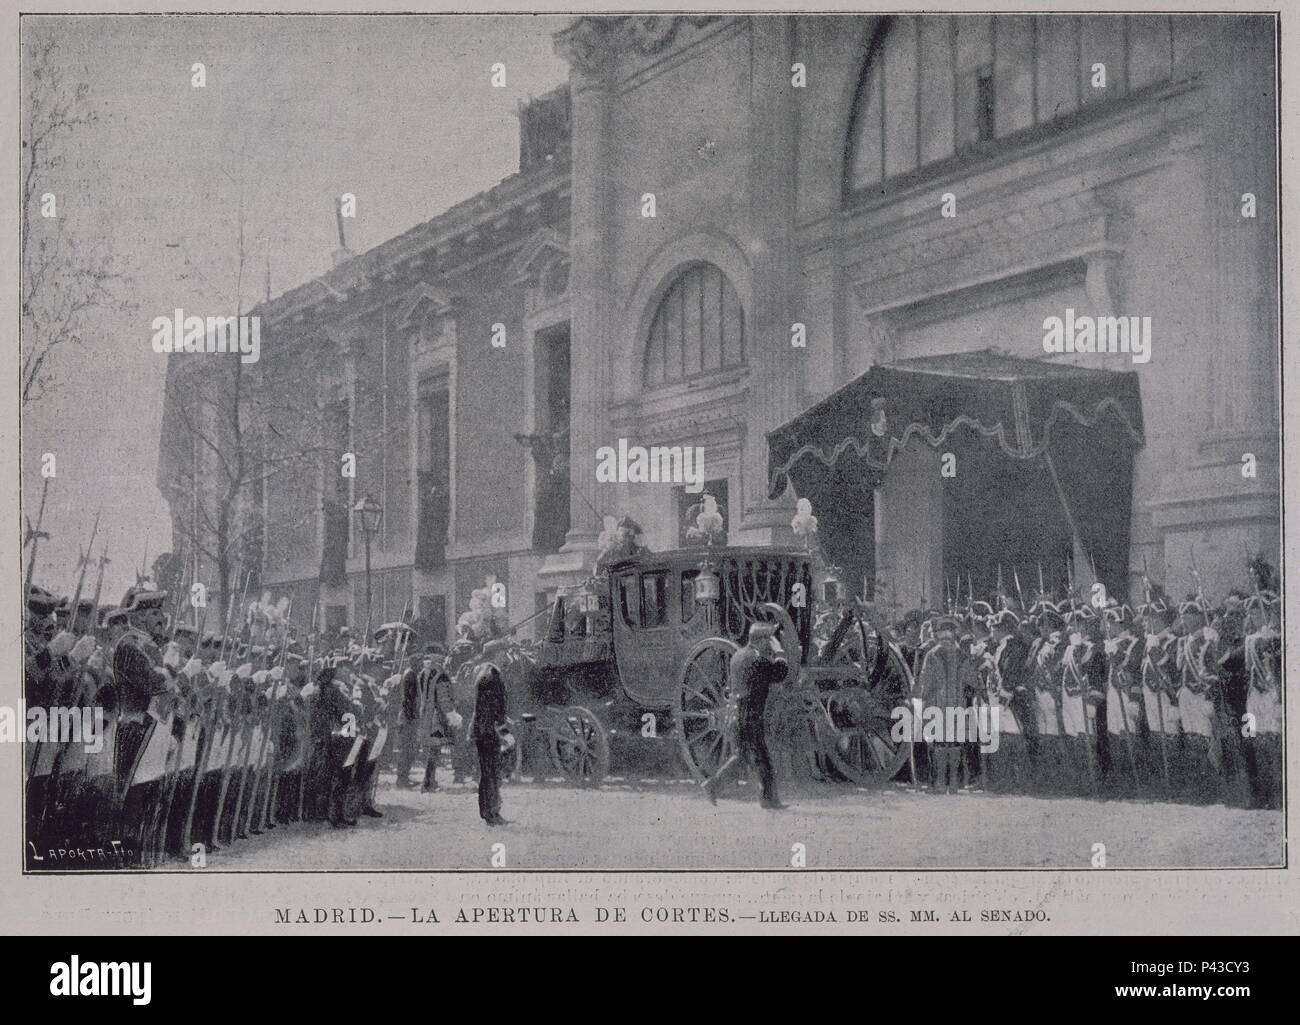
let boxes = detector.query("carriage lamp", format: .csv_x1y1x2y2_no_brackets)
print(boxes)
694,560,721,605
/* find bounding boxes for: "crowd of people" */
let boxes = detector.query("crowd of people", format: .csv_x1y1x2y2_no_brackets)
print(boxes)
853,555,1282,809
22,581,514,870
21,549,1283,868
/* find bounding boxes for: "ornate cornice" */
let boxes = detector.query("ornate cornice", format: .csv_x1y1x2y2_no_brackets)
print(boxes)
849,190,1131,316
508,226,570,284
554,15,719,76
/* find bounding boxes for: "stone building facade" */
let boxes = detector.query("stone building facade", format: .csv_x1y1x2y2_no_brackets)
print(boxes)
159,14,1280,636
557,13,1279,606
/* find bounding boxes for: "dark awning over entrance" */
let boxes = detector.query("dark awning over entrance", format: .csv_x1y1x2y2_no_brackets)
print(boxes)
765,348,1146,599
768,349,1144,497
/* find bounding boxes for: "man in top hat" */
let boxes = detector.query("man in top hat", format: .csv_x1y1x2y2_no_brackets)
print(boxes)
703,622,788,809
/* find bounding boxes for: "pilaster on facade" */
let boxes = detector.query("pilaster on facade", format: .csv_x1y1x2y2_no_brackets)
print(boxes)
549,22,615,586
737,16,802,541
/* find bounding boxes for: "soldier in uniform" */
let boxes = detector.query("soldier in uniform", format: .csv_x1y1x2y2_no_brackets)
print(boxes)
1059,606,1105,795
1102,604,1146,795
1139,599,1179,797
111,590,179,863
1211,595,1253,807
356,686,388,820
963,605,994,790
1028,602,1066,794
24,585,65,857
1243,590,1281,808
986,609,1031,792
1174,599,1222,803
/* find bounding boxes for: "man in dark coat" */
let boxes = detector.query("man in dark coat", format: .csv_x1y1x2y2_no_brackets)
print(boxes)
394,654,425,790
417,645,457,792
703,622,788,809
470,663,508,825
308,661,360,827
918,615,979,793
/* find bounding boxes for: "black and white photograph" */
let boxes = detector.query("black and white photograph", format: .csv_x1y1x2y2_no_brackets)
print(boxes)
7,3,1292,932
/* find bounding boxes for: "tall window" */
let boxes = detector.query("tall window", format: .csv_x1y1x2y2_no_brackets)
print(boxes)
643,262,745,388
320,398,352,584
415,370,451,570
847,15,1177,198
530,324,571,553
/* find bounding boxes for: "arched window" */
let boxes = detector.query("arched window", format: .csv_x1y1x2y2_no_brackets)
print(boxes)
643,262,745,388
846,15,1176,199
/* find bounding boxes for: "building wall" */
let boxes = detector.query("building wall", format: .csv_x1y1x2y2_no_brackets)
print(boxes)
571,13,1278,600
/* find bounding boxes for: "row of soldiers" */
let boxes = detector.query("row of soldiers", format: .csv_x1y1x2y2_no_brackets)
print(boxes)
884,560,1282,808
22,581,461,869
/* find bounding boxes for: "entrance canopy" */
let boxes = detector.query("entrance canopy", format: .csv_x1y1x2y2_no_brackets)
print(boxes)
766,349,1145,600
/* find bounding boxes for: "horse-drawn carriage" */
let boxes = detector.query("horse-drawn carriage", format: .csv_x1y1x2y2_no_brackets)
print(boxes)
457,546,916,788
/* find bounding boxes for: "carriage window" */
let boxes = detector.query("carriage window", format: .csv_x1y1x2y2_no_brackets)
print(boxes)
616,572,639,628
681,570,699,622
564,596,587,639
640,571,670,628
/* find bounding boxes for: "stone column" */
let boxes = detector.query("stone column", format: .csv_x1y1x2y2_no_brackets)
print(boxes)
737,16,803,544
546,18,619,583
1147,17,1279,594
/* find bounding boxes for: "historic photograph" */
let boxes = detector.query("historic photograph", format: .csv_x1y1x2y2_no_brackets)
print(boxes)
18,12,1283,873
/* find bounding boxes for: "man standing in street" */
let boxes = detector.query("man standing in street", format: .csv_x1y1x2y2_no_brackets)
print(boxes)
470,663,508,826
703,622,788,809
395,645,426,789
418,644,459,793
918,615,977,793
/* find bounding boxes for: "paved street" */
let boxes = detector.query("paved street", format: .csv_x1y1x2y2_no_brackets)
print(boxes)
210,772,1284,871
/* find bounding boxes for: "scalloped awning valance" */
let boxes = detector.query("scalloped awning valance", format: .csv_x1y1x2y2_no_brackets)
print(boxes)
767,348,1145,499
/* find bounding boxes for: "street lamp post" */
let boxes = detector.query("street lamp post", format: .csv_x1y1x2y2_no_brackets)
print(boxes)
354,493,383,640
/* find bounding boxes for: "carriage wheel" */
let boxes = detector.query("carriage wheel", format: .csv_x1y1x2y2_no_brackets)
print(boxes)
547,706,609,787
815,622,914,785
677,638,741,782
